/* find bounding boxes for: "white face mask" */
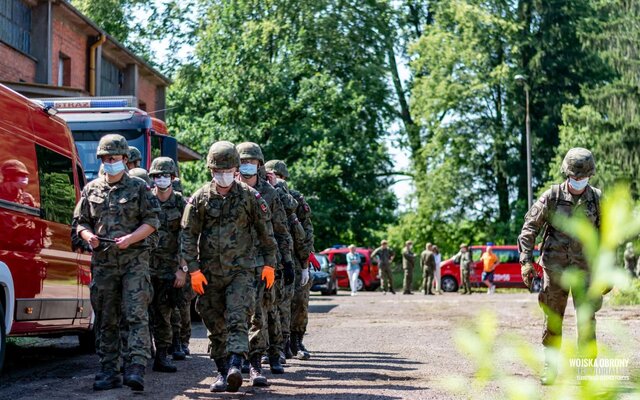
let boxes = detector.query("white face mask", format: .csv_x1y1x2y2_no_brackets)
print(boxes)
568,177,589,191
214,172,235,188
18,177,28,185
154,176,172,189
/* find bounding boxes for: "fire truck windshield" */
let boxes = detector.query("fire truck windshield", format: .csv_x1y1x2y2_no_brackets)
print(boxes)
73,130,145,181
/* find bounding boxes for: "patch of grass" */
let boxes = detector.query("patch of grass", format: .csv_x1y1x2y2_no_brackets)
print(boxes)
608,278,640,305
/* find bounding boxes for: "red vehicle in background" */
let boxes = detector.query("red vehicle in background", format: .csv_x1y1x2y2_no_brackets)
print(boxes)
439,245,542,293
0,84,93,373
321,246,380,291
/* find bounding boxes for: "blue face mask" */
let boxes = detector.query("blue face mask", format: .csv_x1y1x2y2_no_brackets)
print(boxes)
239,163,258,176
569,177,589,191
103,160,126,176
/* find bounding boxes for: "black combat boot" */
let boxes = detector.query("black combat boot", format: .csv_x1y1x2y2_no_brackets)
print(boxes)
123,363,145,391
284,335,294,359
249,354,269,387
153,347,178,373
172,337,186,360
241,358,250,373
210,358,228,392
288,333,299,357
93,368,122,391
261,354,269,365
295,334,310,360
269,354,285,374
226,353,244,392
182,342,190,356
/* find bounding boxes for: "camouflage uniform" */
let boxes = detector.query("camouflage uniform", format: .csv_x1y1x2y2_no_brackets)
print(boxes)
420,248,436,295
518,147,601,384
74,135,160,385
371,245,395,293
623,243,636,278
181,141,277,392
454,247,472,294
402,243,416,294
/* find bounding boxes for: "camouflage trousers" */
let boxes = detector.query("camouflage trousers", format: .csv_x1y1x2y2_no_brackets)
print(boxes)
197,268,255,359
277,278,294,340
90,248,152,372
249,267,268,358
460,268,471,293
172,275,194,345
150,275,182,348
402,267,414,293
380,265,394,292
422,266,434,294
266,277,283,357
538,268,602,356
291,268,312,336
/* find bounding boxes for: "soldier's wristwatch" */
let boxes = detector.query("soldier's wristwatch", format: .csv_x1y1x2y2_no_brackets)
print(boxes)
181,265,189,273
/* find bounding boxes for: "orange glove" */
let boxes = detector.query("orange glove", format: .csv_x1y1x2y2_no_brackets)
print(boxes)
190,270,208,295
262,266,275,289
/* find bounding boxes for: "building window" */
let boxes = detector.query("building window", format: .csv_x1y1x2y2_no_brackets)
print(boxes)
35,145,75,224
58,53,70,87
101,57,123,96
0,0,31,54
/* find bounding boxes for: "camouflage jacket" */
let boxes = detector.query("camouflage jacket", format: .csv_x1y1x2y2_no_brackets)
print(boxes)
371,246,394,267
290,189,314,261
402,247,415,270
151,190,186,276
420,250,435,271
74,173,160,249
454,251,473,271
254,178,293,268
274,181,311,269
180,180,277,274
518,181,601,271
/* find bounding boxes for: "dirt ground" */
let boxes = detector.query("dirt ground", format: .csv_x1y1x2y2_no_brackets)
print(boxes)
1,290,639,399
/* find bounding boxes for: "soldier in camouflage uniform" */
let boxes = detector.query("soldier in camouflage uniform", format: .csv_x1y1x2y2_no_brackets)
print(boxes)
74,134,160,392
148,157,187,373
181,141,277,393
518,147,602,385
420,243,436,295
236,143,294,383
128,167,152,185
127,147,142,170
454,244,472,294
402,241,416,294
372,240,396,294
623,242,636,278
264,160,307,362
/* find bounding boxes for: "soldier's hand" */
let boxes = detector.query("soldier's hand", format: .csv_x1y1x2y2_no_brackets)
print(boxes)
283,261,295,285
521,262,535,290
301,268,310,286
262,266,275,289
86,234,100,249
190,270,208,295
308,253,321,271
115,234,133,250
266,171,277,185
174,270,186,288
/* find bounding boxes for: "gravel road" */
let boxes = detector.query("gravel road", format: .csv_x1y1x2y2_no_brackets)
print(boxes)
1,291,638,399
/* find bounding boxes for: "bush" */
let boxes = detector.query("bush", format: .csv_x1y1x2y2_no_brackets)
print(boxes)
608,279,640,306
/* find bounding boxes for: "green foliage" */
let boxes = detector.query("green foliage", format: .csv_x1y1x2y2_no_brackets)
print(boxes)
168,0,398,249
447,184,640,398
608,280,640,306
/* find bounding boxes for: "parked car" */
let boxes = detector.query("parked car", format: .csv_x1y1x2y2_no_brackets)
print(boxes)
0,84,93,373
310,253,338,295
439,245,542,293
321,246,380,291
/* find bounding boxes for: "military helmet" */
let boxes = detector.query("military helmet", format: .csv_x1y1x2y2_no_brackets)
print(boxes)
264,159,289,179
128,147,142,163
96,134,129,158
129,167,151,185
561,147,595,179
149,157,177,176
1,159,29,176
236,142,264,164
206,141,240,169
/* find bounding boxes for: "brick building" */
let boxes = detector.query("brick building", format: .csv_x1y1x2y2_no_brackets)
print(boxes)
0,0,171,120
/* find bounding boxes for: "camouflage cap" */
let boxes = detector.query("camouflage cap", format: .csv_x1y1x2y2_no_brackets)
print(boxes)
236,142,264,164
381,239,388,245
207,141,240,169
149,156,177,176
405,240,413,246
129,167,152,185
1,159,29,175
264,159,289,179
460,243,467,248
561,147,595,179
128,147,142,163
96,134,129,158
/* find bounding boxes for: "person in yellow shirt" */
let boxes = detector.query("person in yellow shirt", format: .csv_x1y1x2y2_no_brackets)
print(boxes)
480,246,500,294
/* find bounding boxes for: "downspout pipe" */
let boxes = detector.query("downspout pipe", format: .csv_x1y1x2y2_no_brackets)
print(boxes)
89,35,106,96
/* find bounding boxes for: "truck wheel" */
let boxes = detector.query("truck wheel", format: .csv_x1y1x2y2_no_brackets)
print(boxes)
0,307,6,374
356,278,366,292
441,276,458,292
78,327,96,354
